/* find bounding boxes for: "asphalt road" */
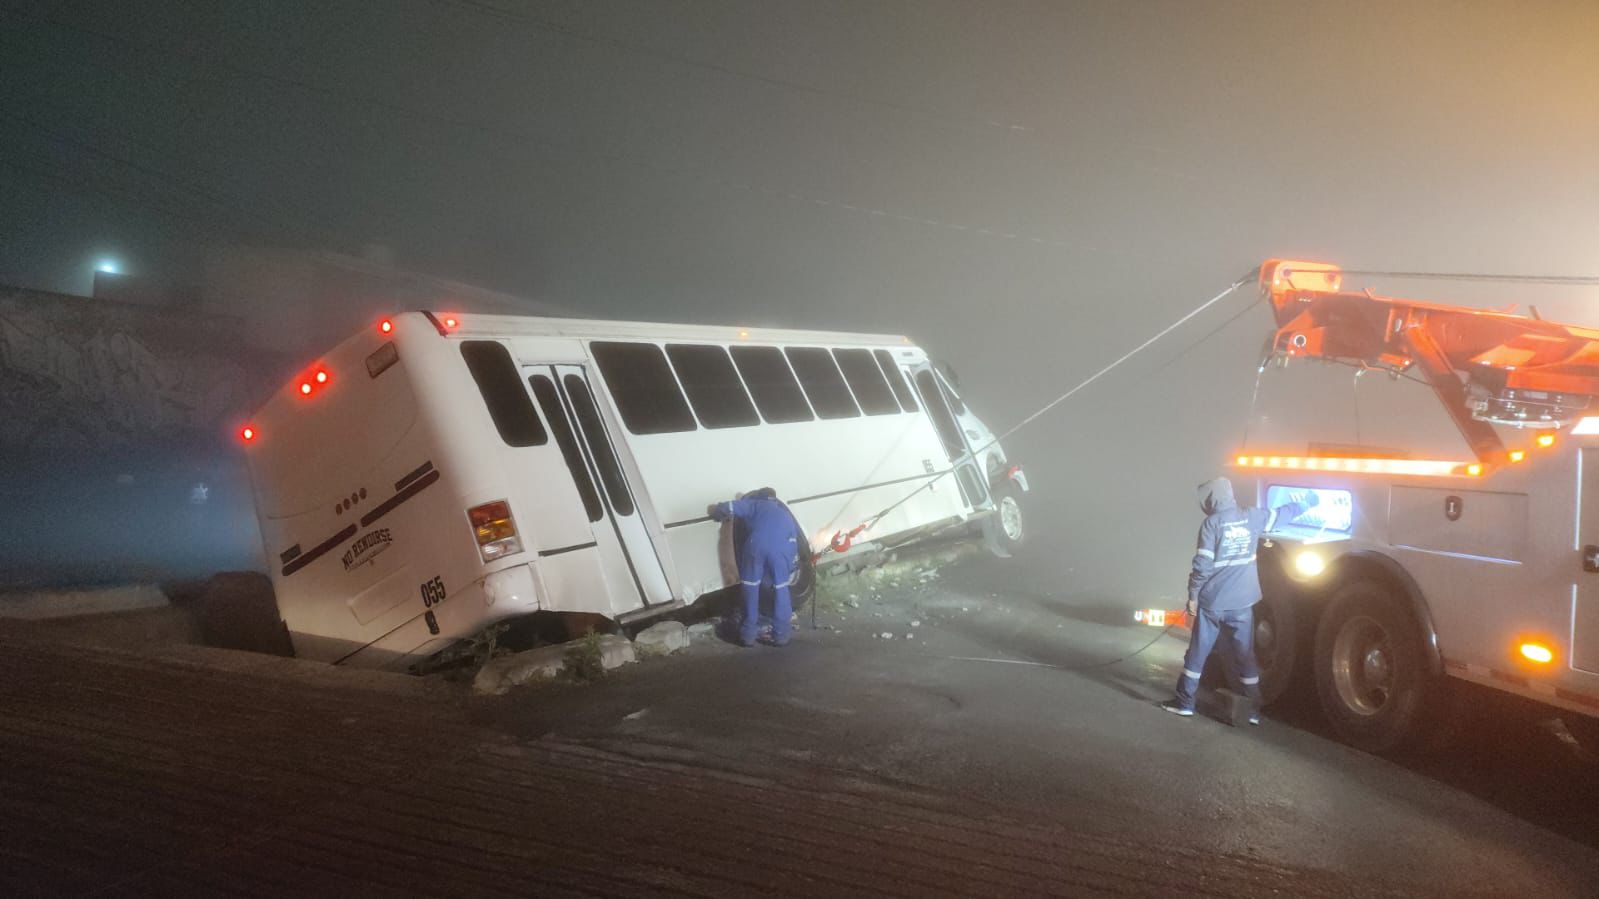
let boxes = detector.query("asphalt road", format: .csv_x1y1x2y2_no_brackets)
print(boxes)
3,547,1596,896
483,549,1599,897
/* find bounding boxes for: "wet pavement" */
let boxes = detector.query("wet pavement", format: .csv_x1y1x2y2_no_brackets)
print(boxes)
482,547,1599,897
3,545,1597,896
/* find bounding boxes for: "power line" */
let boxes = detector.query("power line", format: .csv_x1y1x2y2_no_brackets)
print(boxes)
0,110,293,239
419,0,1035,138
1,6,1109,257
1340,269,1599,286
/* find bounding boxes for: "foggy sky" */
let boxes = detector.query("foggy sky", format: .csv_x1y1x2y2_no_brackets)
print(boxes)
3,0,1597,599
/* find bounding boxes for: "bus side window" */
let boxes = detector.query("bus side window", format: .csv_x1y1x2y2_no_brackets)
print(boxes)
590,341,698,435
666,344,760,429
832,348,899,416
460,341,549,447
785,347,861,420
730,345,814,424
530,374,603,523
873,349,917,412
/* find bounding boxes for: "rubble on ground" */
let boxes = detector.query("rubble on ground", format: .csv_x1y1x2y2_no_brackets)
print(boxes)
634,621,689,656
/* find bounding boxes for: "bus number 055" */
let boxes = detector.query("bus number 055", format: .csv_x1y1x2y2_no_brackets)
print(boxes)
420,576,447,607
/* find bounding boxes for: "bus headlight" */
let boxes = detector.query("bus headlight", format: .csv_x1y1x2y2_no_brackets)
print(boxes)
1293,549,1326,578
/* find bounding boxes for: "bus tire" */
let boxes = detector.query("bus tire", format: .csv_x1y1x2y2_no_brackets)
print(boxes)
989,484,1026,556
1313,579,1440,755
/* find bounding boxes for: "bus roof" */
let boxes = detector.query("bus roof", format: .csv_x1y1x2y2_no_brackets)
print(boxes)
422,310,918,348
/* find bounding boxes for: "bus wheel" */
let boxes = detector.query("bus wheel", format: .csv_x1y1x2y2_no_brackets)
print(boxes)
1253,589,1299,706
986,485,1026,557
1313,580,1438,755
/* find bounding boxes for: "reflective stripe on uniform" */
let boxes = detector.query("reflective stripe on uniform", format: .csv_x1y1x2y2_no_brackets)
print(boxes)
1195,548,1215,559
739,579,761,586
1181,669,1203,680
1240,676,1260,685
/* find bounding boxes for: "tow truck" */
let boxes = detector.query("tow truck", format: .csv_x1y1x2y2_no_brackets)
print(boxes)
1178,260,1599,754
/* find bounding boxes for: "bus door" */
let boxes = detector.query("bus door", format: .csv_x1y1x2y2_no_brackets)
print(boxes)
908,363,990,511
525,364,674,609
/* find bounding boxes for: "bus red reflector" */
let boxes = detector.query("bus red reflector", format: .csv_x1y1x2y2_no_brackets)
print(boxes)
315,369,329,384
299,382,313,395
240,426,256,442
379,319,393,334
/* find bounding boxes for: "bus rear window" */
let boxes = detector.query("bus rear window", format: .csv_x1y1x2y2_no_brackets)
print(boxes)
785,347,860,420
460,341,547,447
590,341,698,435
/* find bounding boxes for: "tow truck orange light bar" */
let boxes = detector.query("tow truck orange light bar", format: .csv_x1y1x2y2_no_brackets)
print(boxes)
1231,455,1482,477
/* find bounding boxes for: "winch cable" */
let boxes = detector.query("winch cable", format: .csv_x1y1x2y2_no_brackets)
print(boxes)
815,265,1262,560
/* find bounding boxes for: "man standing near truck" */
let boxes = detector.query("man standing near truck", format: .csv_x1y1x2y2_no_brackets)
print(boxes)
1161,477,1315,724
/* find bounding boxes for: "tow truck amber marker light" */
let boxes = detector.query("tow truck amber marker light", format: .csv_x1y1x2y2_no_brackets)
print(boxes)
1231,454,1479,477
468,500,523,562
1536,433,1556,448
1520,642,1554,664
1508,450,1525,463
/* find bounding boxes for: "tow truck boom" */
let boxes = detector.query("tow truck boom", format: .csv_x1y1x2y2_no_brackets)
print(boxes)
1259,259,1599,465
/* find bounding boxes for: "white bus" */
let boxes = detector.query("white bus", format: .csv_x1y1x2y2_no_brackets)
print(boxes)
240,311,1028,668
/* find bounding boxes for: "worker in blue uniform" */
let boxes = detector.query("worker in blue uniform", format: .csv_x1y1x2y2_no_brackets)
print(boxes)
710,489,801,647
1162,477,1316,723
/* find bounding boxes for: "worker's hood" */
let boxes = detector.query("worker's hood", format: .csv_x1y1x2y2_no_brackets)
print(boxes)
1197,477,1236,515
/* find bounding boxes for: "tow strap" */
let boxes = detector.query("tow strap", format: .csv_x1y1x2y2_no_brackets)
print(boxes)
814,267,1261,562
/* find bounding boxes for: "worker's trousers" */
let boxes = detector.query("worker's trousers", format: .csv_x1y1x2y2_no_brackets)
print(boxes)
738,543,794,646
1174,605,1261,711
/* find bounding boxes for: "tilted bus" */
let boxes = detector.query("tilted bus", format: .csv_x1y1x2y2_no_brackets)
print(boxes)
240,311,1028,668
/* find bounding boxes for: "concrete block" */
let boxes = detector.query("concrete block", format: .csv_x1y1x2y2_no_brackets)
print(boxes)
1217,688,1255,727
595,633,637,670
634,621,689,656
473,644,568,695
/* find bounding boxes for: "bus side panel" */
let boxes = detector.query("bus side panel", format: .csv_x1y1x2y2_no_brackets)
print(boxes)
626,414,965,599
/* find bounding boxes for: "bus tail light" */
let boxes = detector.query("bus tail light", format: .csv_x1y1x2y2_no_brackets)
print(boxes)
468,500,523,561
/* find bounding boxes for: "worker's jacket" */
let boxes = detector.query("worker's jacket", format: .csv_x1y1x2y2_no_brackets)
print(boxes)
1188,483,1310,611
712,494,801,574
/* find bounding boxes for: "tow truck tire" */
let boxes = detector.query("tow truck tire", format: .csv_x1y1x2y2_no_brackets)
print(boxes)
1313,580,1440,755
1253,590,1299,707
990,484,1026,555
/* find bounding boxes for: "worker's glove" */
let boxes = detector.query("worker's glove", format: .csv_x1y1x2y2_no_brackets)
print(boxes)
708,502,728,522
1185,598,1198,618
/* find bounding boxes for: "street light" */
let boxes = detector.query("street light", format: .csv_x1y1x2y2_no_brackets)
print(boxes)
95,258,121,275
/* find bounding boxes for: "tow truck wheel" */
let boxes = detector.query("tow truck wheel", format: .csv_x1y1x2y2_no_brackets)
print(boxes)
1252,590,1298,706
1313,580,1438,755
